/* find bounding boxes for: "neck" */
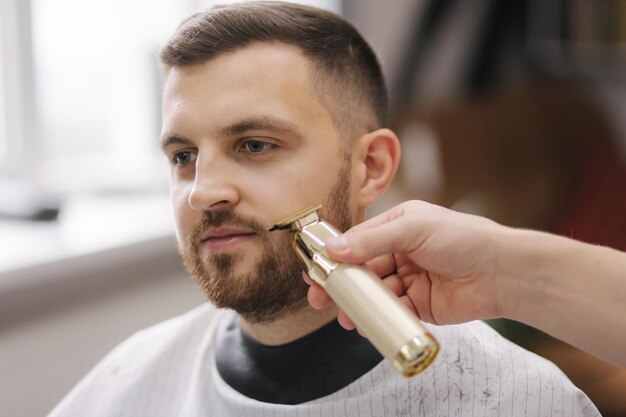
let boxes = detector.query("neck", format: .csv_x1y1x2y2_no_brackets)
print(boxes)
240,304,339,345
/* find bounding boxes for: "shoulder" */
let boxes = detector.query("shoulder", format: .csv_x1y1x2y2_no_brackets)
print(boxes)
319,321,599,417
426,320,569,388
49,303,222,417
424,320,600,416
427,320,563,377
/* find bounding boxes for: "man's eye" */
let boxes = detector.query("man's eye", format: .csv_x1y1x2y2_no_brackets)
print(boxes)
172,151,197,167
241,140,276,154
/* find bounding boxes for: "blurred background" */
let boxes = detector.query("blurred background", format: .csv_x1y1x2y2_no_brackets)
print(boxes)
0,0,625,416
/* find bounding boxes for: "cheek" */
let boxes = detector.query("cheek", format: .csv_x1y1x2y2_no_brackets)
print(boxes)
300,156,345,195
170,180,197,241
236,166,307,219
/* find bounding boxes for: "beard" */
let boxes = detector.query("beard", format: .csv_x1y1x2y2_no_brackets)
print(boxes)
179,161,352,324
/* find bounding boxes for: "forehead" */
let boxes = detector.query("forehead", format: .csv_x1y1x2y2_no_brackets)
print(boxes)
161,42,338,138
165,41,313,89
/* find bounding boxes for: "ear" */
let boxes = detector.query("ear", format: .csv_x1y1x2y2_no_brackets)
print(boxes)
352,128,401,208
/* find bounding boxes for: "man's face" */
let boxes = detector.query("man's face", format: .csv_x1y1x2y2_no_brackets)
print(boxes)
161,43,357,322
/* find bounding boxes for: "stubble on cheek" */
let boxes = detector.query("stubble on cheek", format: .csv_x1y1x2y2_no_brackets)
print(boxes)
175,159,353,323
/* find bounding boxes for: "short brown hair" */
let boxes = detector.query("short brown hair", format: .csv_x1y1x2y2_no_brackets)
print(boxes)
159,1,388,141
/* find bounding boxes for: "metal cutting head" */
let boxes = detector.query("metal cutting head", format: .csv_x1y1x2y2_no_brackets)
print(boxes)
267,204,323,232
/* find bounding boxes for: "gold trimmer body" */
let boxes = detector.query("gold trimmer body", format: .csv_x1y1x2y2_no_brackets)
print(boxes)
270,205,439,377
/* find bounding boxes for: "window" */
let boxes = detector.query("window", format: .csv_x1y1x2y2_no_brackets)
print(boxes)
0,0,37,179
0,0,340,193
31,0,187,192
0,34,6,170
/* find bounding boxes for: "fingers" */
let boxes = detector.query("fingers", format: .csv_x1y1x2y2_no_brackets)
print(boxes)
303,272,334,310
405,271,436,323
381,274,404,297
366,254,397,278
305,270,402,308
340,204,404,233
302,271,316,286
337,295,417,337
303,269,410,338
337,311,356,330
326,214,417,265
305,276,357,332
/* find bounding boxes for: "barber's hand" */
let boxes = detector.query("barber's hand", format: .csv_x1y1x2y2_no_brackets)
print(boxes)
304,200,510,329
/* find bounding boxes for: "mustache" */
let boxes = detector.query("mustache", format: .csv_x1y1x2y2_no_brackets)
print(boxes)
188,210,269,247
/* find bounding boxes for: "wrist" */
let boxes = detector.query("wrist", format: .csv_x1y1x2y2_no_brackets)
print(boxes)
495,228,584,326
491,227,549,322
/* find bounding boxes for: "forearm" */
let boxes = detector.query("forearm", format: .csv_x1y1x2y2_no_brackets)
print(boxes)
497,228,626,367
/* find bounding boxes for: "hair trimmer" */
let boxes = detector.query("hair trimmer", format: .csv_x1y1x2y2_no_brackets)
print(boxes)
269,205,439,377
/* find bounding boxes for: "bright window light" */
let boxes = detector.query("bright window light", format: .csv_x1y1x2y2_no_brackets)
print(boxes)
8,0,341,193
32,0,188,192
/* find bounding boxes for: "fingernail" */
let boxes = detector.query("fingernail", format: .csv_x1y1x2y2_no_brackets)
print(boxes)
326,236,348,252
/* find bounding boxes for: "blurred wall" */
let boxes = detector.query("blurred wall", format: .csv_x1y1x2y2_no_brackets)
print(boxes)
0,249,204,417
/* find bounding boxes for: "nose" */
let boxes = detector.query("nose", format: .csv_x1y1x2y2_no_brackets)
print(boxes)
188,155,240,212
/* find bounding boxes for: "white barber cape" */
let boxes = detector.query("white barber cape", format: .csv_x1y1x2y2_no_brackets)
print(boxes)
49,303,600,417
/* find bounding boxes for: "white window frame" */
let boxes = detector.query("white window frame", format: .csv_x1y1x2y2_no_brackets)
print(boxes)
0,0,38,179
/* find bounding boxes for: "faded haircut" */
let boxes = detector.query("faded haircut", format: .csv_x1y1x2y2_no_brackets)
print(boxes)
159,1,388,143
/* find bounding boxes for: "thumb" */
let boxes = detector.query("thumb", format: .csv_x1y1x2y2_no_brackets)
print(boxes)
326,217,413,264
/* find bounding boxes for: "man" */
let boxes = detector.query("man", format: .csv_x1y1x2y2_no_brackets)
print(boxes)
49,3,600,416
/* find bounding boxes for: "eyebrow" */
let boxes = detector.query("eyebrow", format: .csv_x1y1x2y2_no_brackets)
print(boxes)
160,116,304,152
219,116,304,139
160,133,193,151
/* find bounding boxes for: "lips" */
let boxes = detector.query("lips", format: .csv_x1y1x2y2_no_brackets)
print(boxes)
199,227,257,251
